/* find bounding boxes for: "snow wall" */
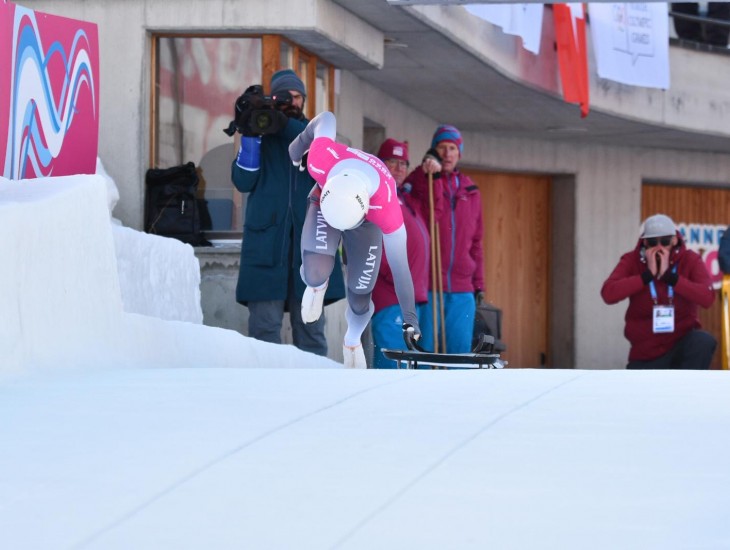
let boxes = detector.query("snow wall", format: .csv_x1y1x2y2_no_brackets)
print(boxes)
0,174,340,376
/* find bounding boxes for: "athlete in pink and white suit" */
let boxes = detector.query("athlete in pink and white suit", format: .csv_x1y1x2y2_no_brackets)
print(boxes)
289,111,421,368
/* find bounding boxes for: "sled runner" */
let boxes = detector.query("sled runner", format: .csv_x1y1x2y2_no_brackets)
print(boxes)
383,334,505,370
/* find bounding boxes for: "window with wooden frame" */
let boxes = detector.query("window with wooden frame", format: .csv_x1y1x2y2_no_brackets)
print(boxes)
151,34,336,237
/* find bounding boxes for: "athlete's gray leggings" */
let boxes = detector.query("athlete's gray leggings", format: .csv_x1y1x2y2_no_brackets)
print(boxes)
300,201,382,316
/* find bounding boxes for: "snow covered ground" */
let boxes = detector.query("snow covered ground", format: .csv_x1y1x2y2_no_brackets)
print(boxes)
1,173,730,549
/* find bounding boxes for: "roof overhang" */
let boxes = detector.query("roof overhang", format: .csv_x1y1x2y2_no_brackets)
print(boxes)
323,0,730,154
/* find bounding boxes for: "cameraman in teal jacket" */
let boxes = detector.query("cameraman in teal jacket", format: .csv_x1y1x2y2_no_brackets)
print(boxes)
230,69,345,356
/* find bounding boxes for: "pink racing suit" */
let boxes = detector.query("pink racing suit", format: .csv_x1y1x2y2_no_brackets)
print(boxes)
306,137,404,235
289,112,419,333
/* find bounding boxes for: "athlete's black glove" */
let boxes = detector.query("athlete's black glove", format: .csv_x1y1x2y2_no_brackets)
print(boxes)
402,323,425,352
293,150,309,172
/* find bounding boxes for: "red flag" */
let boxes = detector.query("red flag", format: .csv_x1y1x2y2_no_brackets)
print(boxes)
554,3,589,118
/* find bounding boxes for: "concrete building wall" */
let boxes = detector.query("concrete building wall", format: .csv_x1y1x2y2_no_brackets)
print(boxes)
20,0,730,368
413,3,730,136
461,132,730,368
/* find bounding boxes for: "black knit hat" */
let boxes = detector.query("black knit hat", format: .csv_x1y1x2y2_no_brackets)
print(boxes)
270,69,306,97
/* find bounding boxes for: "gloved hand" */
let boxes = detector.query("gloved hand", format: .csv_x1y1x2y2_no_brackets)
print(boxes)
474,290,484,305
289,135,309,168
292,150,309,172
235,136,262,171
422,148,442,179
402,323,425,352
423,148,442,164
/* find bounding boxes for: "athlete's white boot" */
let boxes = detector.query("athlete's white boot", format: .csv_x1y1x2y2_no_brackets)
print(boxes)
301,279,328,323
342,302,373,368
343,343,367,369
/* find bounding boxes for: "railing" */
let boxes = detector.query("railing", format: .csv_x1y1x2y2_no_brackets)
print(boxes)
722,275,730,370
669,11,730,30
669,8,730,50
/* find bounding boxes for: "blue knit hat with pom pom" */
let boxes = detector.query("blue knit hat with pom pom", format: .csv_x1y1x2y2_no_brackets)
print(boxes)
431,124,463,154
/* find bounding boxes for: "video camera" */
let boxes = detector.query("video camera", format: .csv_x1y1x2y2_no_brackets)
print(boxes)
223,84,291,137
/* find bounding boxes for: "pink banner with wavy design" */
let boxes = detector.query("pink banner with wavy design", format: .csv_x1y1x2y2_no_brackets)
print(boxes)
1,2,99,180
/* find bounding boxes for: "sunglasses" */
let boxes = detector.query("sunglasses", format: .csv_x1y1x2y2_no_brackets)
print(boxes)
644,236,673,247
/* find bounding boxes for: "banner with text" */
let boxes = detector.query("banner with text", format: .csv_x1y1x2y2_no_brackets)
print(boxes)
678,223,726,289
589,2,670,89
1,2,99,179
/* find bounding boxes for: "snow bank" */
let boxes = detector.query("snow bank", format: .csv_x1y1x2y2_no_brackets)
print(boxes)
0,175,340,376
112,225,203,323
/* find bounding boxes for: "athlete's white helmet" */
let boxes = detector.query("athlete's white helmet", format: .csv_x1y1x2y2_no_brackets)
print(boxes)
319,170,370,230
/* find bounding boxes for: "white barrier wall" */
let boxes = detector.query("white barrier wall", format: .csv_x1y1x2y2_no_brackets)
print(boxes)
0,175,340,376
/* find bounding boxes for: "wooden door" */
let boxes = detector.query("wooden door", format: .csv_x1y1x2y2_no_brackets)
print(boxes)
465,171,551,368
642,183,730,370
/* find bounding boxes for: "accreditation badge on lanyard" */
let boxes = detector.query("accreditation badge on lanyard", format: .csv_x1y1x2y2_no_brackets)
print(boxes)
649,267,676,334
652,305,674,333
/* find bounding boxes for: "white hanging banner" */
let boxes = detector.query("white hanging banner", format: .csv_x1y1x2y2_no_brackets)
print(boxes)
466,4,544,54
589,2,670,89
466,4,509,29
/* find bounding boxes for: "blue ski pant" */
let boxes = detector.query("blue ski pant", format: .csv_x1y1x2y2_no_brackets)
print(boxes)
419,291,475,354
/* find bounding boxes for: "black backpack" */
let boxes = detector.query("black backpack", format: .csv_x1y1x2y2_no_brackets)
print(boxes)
144,162,211,246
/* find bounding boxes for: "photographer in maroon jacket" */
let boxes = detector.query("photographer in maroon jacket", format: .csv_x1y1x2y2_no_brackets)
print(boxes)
601,214,716,369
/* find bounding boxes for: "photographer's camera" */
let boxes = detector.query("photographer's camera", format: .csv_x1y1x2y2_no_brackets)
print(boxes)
223,84,289,137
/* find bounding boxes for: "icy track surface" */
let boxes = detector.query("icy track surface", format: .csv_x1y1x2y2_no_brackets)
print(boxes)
2,367,730,550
